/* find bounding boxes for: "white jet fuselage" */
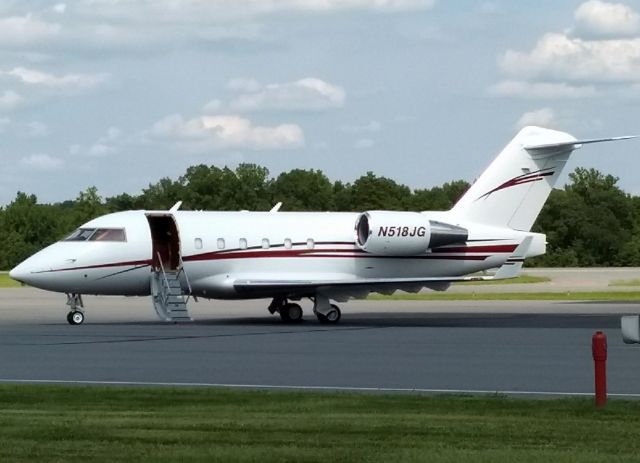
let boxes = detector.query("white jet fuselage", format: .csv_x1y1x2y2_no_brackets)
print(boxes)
10,209,543,299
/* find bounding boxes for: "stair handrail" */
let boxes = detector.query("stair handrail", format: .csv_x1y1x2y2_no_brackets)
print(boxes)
156,253,172,304
178,256,194,303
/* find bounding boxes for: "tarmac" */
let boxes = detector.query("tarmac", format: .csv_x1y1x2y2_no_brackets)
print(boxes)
1,268,640,396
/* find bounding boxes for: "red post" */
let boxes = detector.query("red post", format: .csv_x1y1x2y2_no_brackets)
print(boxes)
592,331,607,408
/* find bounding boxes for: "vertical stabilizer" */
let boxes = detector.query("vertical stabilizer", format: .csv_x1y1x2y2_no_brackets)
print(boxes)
451,126,577,231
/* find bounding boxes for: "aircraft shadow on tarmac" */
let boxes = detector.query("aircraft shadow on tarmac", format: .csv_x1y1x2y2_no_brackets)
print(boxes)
81,313,625,329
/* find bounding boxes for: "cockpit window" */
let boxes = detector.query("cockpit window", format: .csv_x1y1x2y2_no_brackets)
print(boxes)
89,228,127,242
64,228,97,241
63,228,126,242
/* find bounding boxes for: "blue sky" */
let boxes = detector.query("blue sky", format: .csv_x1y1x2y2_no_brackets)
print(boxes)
1,0,639,205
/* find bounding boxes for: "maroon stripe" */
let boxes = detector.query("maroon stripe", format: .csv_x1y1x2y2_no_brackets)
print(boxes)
477,169,554,200
184,250,489,261
34,260,152,274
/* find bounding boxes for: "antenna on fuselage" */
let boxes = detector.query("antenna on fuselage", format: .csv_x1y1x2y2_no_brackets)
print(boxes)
169,201,182,212
270,202,283,213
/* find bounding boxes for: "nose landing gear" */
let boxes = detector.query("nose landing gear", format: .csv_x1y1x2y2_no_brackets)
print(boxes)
66,293,85,325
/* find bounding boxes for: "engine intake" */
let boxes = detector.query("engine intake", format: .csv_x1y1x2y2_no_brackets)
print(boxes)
355,211,468,256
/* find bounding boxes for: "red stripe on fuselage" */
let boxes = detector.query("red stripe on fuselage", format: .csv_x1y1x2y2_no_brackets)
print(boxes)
32,260,152,274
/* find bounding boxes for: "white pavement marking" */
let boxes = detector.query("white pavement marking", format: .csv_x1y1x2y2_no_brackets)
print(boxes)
0,378,639,398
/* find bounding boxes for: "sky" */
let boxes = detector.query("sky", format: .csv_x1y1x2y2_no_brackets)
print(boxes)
0,0,639,205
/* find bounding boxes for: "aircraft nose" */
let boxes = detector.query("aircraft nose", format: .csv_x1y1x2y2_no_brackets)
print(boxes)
9,260,36,285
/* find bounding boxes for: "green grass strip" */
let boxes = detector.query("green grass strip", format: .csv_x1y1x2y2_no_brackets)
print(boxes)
454,274,551,285
0,272,21,288
369,291,640,301
609,279,640,287
0,384,639,462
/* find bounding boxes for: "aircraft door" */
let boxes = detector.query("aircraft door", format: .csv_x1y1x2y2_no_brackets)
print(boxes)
146,214,181,271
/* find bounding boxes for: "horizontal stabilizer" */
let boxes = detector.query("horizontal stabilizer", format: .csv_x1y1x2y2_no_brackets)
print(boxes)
490,236,532,280
525,135,637,156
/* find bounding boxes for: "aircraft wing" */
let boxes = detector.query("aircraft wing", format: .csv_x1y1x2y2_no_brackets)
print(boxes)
233,237,532,297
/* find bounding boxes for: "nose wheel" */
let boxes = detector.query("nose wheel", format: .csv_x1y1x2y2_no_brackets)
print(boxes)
65,293,85,325
67,310,85,325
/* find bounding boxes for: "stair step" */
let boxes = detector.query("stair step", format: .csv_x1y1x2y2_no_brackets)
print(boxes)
151,269,193,322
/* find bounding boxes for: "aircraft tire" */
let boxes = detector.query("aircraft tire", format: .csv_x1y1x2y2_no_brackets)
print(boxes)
279,303,303,323
317,305,341,324
68,311,84,325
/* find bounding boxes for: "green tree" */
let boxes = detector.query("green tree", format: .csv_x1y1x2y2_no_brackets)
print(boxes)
533,168,634,266
271,169,335,211
346,172,411,211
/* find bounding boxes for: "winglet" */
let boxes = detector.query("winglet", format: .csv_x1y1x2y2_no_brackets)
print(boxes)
525,135,637,156
491,236,533,280
169,201,182,212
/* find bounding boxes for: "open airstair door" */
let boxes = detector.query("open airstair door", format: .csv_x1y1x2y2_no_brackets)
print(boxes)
146,213,192,322
147,214,181,272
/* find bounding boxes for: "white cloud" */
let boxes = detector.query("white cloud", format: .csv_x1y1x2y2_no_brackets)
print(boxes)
500,33,640,83
285,0,436,12
71,126,122,157
0,1,435,55
574,0,640,38
4,67,109,90
354,138,375,149
150,114,304,151
79,0,434,17
0,90,22,110
229,78,346,112
0,14,61,46
488,80,598,99
20,154,64,171
515,108,556,129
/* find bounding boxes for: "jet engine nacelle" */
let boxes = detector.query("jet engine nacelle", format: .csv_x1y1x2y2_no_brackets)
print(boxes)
355,211,468,256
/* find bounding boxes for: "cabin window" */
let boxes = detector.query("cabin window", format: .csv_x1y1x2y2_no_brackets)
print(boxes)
306,238,314,249
217,238,225,250
194,238,203,250
262,238,270,249
284,238,292,249
64,228,96,241
89,228,127,242
239,238,248,249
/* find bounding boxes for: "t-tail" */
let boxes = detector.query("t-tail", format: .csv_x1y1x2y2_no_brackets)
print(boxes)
450,126,636,231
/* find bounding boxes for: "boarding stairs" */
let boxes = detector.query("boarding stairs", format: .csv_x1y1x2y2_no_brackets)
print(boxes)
151,256,194,322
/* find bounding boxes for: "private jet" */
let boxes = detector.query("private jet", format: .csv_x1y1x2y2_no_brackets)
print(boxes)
10,126,636,325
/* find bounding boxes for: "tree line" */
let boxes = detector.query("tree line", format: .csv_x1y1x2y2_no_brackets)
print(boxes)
0,163,637,269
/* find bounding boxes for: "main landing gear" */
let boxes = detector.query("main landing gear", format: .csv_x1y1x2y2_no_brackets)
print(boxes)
267,295,342,324
66,293,85,325
268,298,304,323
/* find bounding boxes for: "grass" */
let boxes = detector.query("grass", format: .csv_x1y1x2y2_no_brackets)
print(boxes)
610,279,640,287
369,291,640,301
454,274,551,285
0,385,640,462
0,272,20,288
